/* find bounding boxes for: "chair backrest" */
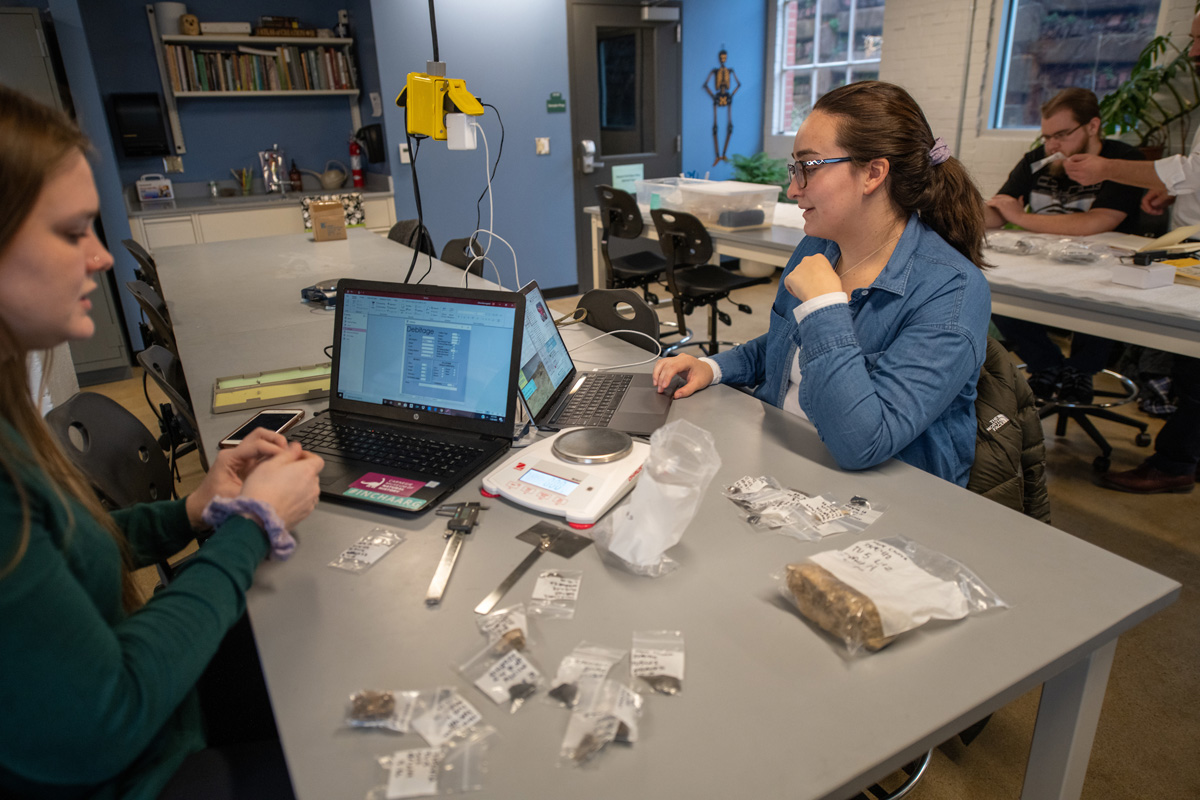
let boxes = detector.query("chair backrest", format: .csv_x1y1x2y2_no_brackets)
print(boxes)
439,237,485,277
136,344,198,435
125,280,177,354
650,208,713,269
388,219,436,256
122,239,162,295
595,184,645,240
577,288,661,353
44,392,174,508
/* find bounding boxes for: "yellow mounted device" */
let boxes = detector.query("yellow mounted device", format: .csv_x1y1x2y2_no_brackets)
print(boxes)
396,68,484,141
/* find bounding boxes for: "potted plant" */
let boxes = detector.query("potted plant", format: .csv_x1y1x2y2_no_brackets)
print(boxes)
730,151,790,201
1098,32,1200,158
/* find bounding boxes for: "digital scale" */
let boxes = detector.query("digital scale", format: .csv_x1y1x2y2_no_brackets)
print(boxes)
481,428,649,527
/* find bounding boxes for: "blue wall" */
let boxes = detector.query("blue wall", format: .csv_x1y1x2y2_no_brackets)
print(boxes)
370,0,577,292
681,0,767,181
80,0,388,187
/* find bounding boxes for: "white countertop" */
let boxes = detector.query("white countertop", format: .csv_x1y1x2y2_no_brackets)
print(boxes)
125,172,393,217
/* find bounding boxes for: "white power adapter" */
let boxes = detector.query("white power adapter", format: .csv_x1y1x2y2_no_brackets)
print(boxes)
445,113,477,150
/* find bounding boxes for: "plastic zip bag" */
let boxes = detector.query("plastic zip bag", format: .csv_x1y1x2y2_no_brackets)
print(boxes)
630,630,684,695
345,689,419,733
410,687,484,747
528,569,583,619
475,604,536,653
329,527,406,574
781,536,1008,655
367,724,497,799
558,679,643,767
457,643,545,713
547,642,626,707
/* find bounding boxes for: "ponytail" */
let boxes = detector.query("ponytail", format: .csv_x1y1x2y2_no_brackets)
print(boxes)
813,81,990,269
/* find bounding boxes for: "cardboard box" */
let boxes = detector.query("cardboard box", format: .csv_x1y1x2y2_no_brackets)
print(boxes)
1111,263,1175,289
310,200,346,242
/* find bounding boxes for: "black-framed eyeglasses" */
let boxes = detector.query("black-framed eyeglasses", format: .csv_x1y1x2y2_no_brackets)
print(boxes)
1035,122,1084,147
787,157,853,189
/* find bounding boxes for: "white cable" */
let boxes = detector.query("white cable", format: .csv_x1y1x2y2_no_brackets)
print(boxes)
468,228,520,288
460,254,503,287
566,328,663,369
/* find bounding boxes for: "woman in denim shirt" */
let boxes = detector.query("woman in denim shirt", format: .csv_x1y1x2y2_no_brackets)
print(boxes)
653,82,991,486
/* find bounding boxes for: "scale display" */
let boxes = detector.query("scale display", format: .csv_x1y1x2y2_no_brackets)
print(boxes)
481,428,649,527
519,469,580,496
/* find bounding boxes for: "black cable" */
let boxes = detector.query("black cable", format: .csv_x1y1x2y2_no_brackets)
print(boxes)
473,104,505,253
402,132,426,283
428,0,440,63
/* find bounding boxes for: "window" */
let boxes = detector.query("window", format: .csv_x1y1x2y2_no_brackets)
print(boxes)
769,0,885,137
992,0,1160,129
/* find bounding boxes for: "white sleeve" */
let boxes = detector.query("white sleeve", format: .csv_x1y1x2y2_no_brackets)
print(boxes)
698,357,723,385
1155,130,1200,196
792,291,849,324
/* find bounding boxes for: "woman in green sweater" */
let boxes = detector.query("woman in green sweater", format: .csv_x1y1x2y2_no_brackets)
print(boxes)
0,86,324,798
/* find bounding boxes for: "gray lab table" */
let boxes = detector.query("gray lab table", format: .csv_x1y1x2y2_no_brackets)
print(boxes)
154,229,1179,800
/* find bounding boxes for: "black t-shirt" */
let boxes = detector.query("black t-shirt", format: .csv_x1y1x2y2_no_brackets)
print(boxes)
996,139,1145,234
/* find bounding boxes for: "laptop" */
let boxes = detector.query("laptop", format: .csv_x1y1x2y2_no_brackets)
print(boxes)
516,281,672,437
290,279,525,514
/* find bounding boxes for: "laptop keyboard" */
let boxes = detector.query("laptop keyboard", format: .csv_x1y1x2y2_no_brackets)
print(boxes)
294,419,484,479
555,373,632,427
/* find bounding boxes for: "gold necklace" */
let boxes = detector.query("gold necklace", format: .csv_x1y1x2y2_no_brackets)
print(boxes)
835,230,903,279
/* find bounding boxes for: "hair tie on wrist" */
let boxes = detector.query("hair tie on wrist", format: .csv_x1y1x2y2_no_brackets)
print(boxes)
202,496,296,560
929,137,950,166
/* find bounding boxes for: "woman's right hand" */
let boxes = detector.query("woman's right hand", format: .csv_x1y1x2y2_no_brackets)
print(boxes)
652,354,713,399
238,442,325,529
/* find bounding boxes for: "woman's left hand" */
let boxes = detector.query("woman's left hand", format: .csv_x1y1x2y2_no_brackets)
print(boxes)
185,428,292,528
783,253,841,303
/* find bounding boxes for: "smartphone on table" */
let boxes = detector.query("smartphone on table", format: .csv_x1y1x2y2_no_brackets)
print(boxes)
219,409,305,449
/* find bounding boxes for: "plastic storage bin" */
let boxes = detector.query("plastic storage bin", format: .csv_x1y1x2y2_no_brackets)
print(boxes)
635,177,709,211
676,181,778,230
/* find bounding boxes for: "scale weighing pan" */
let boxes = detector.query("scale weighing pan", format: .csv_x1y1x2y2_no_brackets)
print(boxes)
474,521,592,614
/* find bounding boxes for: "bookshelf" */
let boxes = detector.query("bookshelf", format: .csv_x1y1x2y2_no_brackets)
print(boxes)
145,6,362,154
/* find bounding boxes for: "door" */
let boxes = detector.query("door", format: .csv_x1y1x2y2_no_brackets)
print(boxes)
567,1,681,290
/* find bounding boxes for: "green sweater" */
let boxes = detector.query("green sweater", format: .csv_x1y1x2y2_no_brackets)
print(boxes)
0,423,270,799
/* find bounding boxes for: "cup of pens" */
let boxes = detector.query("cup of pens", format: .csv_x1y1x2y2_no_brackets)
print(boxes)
231,167,251,195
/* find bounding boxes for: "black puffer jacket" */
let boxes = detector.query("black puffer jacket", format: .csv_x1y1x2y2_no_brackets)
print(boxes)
968,337,1051,522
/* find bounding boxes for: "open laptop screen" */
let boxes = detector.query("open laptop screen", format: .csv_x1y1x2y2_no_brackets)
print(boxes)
337,286,517,423
517,282,576,419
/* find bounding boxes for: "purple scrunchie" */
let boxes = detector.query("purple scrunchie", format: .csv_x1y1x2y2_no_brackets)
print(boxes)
929,137,950,166
202,496,297,560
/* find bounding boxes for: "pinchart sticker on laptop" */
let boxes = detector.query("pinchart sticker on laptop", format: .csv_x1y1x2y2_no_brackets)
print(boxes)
344,473,431,510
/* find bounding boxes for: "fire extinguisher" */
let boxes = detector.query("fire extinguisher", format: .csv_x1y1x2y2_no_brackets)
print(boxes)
349,138,365,188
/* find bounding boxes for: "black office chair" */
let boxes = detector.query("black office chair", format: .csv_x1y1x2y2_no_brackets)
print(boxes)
1036,369,1151,472
576,288,661,354
46,392,175,508
125,279,177,356
137,344,208,474
440,237,485,277
122,239,163,296
595,185,670,305
650,208,770,355
851,752,931,800
388,219,436,256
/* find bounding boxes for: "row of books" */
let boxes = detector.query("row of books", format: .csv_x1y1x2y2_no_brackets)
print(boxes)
163,44,356,94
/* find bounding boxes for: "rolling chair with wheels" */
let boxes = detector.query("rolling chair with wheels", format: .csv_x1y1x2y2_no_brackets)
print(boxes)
388,219,436,256
1037,369,1151,472
576,288,661,353
137,344,209,474
440,237,485,277
650,208,770,355
594,184,670,304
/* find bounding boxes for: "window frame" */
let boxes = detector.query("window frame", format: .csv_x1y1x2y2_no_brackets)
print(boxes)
762,0,884,159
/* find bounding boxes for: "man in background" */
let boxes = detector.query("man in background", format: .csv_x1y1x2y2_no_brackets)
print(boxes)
985,88,1146,405
1059,11,1200,494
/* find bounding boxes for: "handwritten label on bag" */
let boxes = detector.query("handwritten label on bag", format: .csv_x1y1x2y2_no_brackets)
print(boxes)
385,748,442,799
412,689,482,747
532,571,582,602
474,650,541,704
630,647,684,680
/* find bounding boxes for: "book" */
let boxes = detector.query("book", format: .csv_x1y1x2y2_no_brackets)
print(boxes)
1089,224,1200,254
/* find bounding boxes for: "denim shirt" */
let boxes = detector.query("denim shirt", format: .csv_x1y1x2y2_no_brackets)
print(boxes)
710,214,991,486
